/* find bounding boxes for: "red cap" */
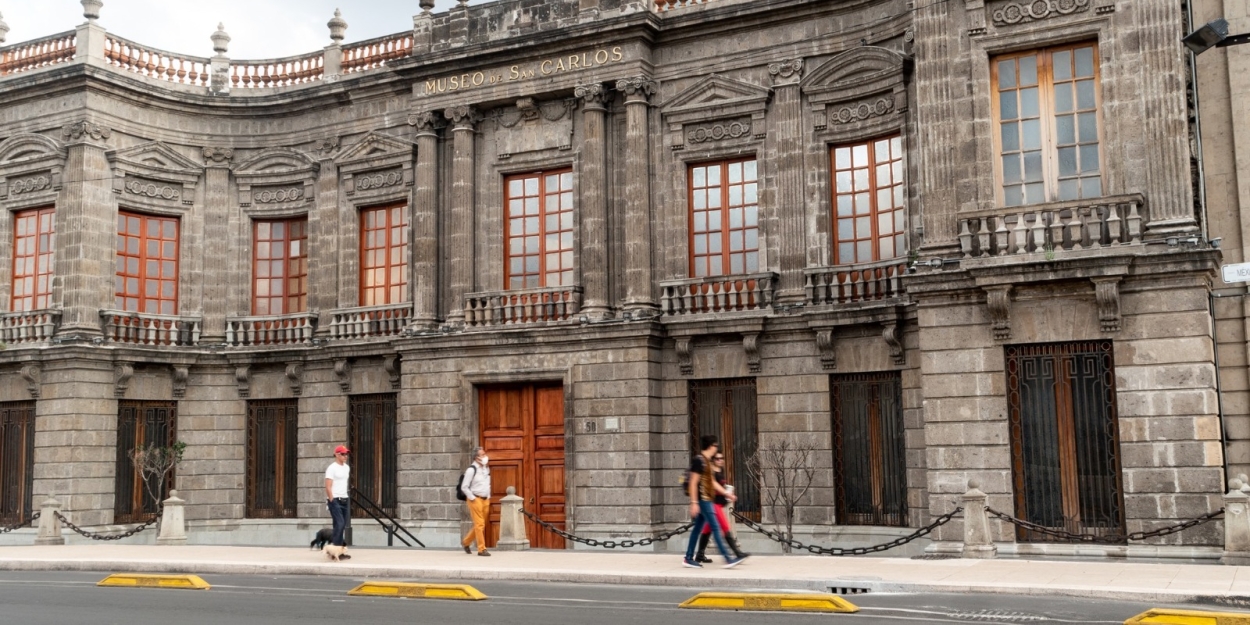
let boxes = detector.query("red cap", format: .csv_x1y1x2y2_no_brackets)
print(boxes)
334,445,350,454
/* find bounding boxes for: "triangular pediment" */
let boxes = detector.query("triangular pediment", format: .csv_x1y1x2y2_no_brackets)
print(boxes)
335,132,415,166
661,74,772,114
803,47,905,94
0,134,65,165
108,141,202,173
234,148,319,176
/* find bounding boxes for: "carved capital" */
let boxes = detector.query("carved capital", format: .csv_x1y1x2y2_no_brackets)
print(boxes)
984,285,1013,341
19,364,41,399
334,359,352,394
407,111,444,134
615,76,656,102
315,136,340,157
443,105,481,131
743,332,761,374
201,147,234,167
62,120,111,145
383,354,401,390
171,365,190,399
1092,277,1122,333
815,329,836,370
676,337,693,376
235,365,251,399
768,58,804,85
574,82,608,109
114,363,134,399
286,362,304,397
882,321,905,366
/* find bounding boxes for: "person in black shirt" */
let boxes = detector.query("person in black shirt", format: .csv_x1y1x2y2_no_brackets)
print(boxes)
683,435,747,568
694,452,748,563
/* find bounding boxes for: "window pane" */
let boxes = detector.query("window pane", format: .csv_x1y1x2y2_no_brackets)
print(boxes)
835,148,851,169
999,92,1018,120
1023,152,1043,181
1003,155,1022,183
1078,112,1098,142
1074,47,1095,78
1081,176,1102,198
1019,55,1038,85
1001,122,1020,152
852,145,868,168
1076,80,1096,110
1054,83,1073,114
1021,119,1041,150
1058,147,1078,176
1020,87,1039,118
1053,50,1072,81
1059,179,1079,201
1080,144,1100,173
998,59,1017,88
1056,115,1075,144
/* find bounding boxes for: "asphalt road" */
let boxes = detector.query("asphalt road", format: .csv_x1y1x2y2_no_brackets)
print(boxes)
0,570,1227,624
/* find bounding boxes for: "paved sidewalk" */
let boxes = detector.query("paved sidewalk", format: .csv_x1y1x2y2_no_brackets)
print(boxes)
2,543,1250,604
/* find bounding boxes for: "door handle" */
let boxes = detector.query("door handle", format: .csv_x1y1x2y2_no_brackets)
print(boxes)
529,497,534,504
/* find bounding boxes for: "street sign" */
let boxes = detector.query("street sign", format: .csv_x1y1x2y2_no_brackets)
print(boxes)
1223,262,1250,284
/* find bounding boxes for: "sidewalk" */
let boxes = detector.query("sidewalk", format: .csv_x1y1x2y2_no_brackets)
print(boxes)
2,543,1250,604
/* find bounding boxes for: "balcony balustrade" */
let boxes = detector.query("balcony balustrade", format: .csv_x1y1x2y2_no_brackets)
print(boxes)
0,309,60,345
0,31,76,76
225,313,317,347
958,194,1145,259
327,303,411,340
101,310,202,346
805,259,907,306
660,272,777,317
463,286,583,328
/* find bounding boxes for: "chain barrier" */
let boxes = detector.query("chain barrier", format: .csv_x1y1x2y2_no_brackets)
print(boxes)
0,511,39,534
519,507,693,549
54,511,159,541
984,507,1224,544
732,507,964,556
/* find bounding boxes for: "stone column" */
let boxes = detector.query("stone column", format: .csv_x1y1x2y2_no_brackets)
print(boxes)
960,479,997,559
913,1,960,252
313,155,340,331
55,121,114,340
444,105,480,325
575,83,611,320
1138,0,1197,234
200,148,233,342
408,111,443,329
616,77,657,314
767,59,805,302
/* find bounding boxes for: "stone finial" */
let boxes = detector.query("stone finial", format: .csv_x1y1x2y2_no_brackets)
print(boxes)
81,0,103,21
0,12,9,45
211,23,230,55
419,0,436,13
456,0,469,6
328,9,347,43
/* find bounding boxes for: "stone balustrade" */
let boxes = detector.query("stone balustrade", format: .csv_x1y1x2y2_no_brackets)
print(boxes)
660,272,777,316
327,303,412,340
0,309,60,345
100,310,202,346
104,34,211,87
230,51,325,89
341,33,413,74
654,0,711,10
804,259,907,306
958,194,1146,259
464,286,583,328
224,313,317,347
0,31,76,76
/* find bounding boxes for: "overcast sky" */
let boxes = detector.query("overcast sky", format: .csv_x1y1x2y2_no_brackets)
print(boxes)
3,0,477,59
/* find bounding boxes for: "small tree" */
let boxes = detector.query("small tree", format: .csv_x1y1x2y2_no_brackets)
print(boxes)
745,438,818,553
130,440,186,520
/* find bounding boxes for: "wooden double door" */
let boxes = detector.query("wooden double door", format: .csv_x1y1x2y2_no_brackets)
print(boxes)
478,384,566,549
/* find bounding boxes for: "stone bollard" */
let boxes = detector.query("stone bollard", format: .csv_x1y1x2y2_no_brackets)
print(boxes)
34,495,64,546
1222,479,1250,565
961,479,996,559
494,486,530,551
156,490,188,545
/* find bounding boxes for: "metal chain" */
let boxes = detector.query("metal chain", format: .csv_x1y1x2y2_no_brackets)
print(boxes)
984,507,1224,544
54,511,159,541
0,511,39,534
519,508,693,548
732,507,963,556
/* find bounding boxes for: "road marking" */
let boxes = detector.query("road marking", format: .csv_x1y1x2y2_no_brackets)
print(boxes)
97,573,210,590
679,592,858,613
348,581,486,600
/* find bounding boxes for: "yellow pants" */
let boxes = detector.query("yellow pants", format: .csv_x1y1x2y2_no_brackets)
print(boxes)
461,497,490,553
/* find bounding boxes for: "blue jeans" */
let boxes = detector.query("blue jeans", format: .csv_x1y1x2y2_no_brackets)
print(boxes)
685,500,732,561
328,498,350,546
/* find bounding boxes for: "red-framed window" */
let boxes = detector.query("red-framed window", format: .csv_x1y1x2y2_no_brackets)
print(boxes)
831,135,905,265
11,207,54,312
505,169,574,289
115,211,179,315
252,218,308,315
689,158,759,278
360,203,408,306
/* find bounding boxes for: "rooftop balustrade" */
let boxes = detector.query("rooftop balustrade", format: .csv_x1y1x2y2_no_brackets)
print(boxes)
0,31,76,77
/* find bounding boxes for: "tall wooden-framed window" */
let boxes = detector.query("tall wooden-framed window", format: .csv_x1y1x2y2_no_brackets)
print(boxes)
689,158,759,278
505,169,574,289
831,136,905,265
831,372,907,527
360,203,408,306
114,400,177,524
252,218,308,315
688,378,759,520
348,393,397,517
11,207,55,312
0,401,36,525
246,399,298,518
992,43,1103,207
115,211,179,314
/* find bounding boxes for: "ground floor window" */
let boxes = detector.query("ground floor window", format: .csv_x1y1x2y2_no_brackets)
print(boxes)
0,401,35,525
1007,340,1124,542
688,378,759,520
349,393,397,517
831,372,907,526
114,400,177,524
246,399,298,518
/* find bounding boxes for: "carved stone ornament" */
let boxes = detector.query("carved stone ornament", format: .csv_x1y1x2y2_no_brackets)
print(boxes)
1092,277,1121,333
676,337,694,376
315,136,340,156
235,365,251,398
202,147,234,166
832,96,896,126
114,363,134,399
574,83,608,107
444,105,482,130
383,354,401,390
19,364,41,399
616,76,657,100
252,186,304,204
768,58,804,85
124,179,181,202
660,74,770,151
815,329,836,370
686,119,752,145
353,169,404,191
62,121,111,144
171,365,190,399
493,99,576,158
286,362,304,397
9,174,52,195
992,0,1091,25
407,111,443,133
334,359,352,393
743,332,761,374
984,285,1013,341
882,321,905,365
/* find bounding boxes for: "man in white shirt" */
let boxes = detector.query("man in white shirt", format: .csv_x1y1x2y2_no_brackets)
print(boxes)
460,446,492,556
324,445,351,558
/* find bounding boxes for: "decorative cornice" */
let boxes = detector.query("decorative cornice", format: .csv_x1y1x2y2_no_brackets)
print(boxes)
992,0,1090,25
768,58,804,85
171,365,190,399
828,96,896,128
686,119,752,145
123,179,182,203
19,364,40,399
616,76,656,102
9,174,52,195
444,105,481,131
202,147,234,167
114,363,134,399
62,121,111,145
252,186,305,204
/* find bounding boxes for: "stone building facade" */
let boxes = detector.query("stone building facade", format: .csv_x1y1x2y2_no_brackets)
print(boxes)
0,0,1234,555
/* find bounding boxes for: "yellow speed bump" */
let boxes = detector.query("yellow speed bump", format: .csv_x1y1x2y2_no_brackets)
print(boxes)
347,581,487,601
1125,608,1250,625
97,573,211,590
679,592,858,613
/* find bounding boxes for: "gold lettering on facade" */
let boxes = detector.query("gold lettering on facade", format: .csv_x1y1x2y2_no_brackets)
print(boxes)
420,47,627,95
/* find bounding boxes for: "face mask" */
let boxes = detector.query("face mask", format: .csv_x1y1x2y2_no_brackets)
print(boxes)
480,457,489,466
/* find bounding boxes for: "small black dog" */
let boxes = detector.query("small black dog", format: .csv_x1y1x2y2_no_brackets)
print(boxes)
310,528,333,550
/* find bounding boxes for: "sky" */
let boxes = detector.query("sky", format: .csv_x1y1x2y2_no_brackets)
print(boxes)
2,0,478,59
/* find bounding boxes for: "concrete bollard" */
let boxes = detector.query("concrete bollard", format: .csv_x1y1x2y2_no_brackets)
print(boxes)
961,479,997,559
156,490,188,545
34,495,64,546
1222,479,1250,565
494,486,530,551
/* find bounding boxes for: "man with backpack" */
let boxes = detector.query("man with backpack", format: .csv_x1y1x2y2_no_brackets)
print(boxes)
459,446,492,556
684,435,746,568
